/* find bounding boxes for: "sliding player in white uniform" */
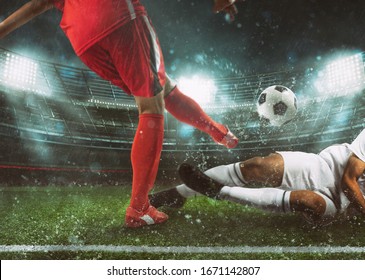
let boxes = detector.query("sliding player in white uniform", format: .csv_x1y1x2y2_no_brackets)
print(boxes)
150,129,365,225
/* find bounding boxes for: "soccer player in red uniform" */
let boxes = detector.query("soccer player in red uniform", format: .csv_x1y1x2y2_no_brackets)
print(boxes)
0,0,241,227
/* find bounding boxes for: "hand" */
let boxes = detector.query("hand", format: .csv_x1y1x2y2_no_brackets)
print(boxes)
213,0,235,13
223,3,238,22
213,0,243,22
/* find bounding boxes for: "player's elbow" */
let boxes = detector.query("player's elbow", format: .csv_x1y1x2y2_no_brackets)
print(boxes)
0,22,10,40
341,173,357,199
341,175,351,195
0,22,5,39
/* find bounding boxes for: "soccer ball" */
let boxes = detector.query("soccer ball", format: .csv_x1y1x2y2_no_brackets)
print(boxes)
257,85,297,126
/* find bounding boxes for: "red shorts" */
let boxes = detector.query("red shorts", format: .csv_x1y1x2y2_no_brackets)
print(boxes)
79,15,166,98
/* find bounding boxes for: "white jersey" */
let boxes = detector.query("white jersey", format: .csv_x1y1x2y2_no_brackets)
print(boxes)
349,128,365,162
320,129,365,197
279,128,365,214
349,129,365,200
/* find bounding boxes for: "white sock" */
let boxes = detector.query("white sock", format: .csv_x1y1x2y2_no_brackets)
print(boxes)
219,186,291,213
176,163,247,198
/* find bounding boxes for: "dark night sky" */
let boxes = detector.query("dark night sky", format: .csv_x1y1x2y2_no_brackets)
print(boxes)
1,0,365,77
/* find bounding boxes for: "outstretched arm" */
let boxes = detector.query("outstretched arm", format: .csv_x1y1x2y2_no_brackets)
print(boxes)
0,0,54,39
342,154,365,216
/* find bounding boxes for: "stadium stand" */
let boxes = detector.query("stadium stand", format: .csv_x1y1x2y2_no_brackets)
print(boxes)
0,47,364,185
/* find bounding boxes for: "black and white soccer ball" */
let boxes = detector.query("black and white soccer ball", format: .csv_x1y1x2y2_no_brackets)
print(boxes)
257,85,297,126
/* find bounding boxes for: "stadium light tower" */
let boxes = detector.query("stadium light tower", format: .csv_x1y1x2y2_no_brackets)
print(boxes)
1,52,46,95
177,75,217,105
315,53,365,96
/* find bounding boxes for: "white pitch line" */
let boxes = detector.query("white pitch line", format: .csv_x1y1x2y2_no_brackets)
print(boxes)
1,245,365,254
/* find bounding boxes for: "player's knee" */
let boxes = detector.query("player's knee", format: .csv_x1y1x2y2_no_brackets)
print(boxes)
296,192,337,225
163,76,176,97
135,92,165,114
311,195,327,216
317,194,338,222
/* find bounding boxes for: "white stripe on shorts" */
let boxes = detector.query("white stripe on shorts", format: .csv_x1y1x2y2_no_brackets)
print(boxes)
125,0,136,20
142,16,161,76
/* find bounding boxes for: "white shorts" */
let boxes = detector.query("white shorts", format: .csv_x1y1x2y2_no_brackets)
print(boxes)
277,151,340,219
277,151,335,192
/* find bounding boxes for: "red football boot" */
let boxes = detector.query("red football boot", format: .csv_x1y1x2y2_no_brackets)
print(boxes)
125,205,168,228
214,127,239,149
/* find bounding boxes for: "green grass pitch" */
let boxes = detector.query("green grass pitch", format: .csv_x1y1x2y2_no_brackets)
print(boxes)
1,185,365,260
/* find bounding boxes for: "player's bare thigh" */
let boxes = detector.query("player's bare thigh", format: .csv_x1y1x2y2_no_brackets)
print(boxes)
163,75,176,98
134,76,175,115
134,92,164,115
239,153,284,187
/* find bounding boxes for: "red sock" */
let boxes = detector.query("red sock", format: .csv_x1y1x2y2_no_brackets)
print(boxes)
130,114,164,212
165,87,228,142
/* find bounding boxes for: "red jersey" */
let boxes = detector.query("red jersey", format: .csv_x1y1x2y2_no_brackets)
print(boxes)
52,0,146,55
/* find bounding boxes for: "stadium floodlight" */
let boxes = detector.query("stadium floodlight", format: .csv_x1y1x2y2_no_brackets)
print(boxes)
1,52,46,94
177,75,217,105
315,53,365,95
